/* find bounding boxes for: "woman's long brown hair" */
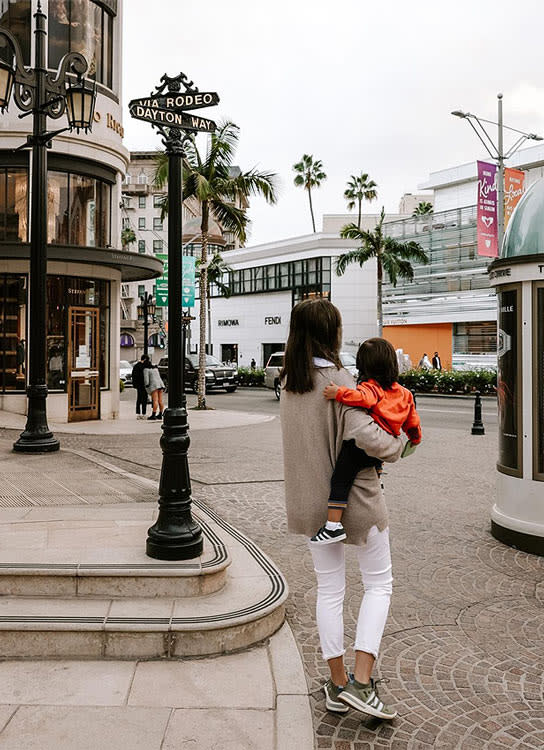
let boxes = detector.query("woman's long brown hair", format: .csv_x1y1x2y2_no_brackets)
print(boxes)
281,298,342,394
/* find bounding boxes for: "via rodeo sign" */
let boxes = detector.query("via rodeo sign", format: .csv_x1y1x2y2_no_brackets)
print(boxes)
128,91,220,132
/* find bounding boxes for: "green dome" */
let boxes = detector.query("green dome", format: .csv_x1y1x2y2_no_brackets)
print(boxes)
502,178,544,258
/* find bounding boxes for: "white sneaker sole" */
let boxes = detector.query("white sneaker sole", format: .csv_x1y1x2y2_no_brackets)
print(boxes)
338,691,397,720
310,533,347,545
323,684,349,713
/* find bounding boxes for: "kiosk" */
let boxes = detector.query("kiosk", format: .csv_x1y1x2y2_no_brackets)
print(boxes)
488,178,544,555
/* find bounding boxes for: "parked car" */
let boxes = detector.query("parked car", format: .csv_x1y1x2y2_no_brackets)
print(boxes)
264,351,357,400
157,354,238,393
119,360,133,387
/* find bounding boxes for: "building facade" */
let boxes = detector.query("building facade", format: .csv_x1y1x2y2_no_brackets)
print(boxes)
0,0,161,421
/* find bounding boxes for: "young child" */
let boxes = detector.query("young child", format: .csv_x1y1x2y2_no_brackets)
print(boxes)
311,337,422,544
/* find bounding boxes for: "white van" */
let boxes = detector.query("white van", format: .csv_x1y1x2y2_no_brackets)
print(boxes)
264,351,357,400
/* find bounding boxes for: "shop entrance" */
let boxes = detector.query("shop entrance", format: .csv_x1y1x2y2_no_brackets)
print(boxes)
262,342,284,368
67,306,100,422
221,344,238,365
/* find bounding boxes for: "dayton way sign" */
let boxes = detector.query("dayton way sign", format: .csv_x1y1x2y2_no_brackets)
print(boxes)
129,103,216,132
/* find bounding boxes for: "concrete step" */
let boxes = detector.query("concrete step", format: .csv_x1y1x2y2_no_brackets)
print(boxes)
0,507,229,598
0,504,288,659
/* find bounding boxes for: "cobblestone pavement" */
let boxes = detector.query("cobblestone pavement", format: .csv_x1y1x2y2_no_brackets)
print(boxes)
3,411,544,750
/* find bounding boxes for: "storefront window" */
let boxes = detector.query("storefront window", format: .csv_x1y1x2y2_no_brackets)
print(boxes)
0,168,28,242
0,274,27,392
535,286,544,479
46,276,110,391
497,287,521,476
0,1,31,66
453,322,497,354
47,170,111,248
48,0,114,89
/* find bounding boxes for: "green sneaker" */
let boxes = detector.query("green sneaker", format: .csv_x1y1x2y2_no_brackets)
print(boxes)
338,677,397,719
323,679,349,713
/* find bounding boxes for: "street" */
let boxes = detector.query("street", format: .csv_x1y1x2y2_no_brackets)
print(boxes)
121,386,499,431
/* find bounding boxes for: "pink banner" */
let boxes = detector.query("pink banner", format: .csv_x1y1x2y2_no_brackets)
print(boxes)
477,160,498,257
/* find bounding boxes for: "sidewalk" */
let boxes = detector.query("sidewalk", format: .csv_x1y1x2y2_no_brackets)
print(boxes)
0,440,313,750
0,400,274,435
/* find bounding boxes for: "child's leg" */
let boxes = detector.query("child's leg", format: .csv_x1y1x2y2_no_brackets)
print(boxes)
328,440,382,522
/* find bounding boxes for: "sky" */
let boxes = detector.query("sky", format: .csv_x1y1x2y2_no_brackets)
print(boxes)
123,0,544,246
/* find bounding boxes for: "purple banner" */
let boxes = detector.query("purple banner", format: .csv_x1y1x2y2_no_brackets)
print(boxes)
477,160,498,257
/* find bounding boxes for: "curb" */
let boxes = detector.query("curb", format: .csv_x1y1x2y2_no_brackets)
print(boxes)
413,392,496,401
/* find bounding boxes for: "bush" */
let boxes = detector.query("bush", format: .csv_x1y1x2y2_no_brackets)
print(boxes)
398,369,496,395
237,367,265,386
119,378,125,393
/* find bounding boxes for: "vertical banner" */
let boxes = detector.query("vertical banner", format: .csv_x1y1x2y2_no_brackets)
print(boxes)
477,160,498,257
504,168,525,229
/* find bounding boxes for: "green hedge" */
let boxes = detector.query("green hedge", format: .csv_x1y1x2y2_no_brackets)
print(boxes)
237,367,265,386
398,369,496,395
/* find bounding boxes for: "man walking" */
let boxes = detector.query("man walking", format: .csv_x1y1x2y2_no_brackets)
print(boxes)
432,351,442,370
132,355,149,419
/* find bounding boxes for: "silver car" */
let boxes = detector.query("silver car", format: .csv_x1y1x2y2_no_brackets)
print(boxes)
264,351,357,400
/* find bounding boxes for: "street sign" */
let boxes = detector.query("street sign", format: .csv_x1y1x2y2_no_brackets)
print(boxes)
154,254,196,308
182,255,196,308
129,91,219,112
129,104,216,132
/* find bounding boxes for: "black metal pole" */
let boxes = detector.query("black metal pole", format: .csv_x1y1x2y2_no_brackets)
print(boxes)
146,129,202,560
471,390,485,435
13,4,59,453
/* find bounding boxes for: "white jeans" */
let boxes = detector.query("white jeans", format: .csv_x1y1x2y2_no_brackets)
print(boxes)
308,526,393,661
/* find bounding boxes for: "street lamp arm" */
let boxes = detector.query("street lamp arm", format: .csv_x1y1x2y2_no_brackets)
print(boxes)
44,52,89,120
467,116,500,160
504,134,532,160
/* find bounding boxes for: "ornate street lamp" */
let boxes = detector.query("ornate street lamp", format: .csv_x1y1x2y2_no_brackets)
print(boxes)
0,2,97,452
137,292,156,358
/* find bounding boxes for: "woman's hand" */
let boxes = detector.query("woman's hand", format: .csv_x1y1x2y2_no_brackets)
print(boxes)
323,382,339,400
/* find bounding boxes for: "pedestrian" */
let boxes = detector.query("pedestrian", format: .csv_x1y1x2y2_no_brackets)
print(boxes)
250,358,256,370
432,351,442,370
418,352,432,369
132,355,148,419
143,359,165,420
280,298,402,720
315,338,422,543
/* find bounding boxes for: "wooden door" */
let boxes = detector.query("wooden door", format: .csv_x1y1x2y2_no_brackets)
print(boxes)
68,307,100,422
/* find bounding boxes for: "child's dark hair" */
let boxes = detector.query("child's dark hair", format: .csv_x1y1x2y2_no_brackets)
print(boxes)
356,337,399,390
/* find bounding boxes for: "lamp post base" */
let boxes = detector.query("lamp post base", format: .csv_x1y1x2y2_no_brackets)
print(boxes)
13,384,60,453
146,406,203,561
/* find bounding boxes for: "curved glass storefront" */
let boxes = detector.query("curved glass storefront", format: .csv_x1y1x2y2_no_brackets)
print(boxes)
48,0,115,89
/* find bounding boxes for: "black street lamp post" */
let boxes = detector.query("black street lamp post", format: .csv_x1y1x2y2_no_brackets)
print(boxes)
0,2,96,453
131,73,219,560
137,292,155,358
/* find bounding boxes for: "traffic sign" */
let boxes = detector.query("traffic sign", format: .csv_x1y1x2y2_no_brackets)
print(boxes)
182,255,196,308
129,104,216,132
129,91,219,112
154,255,196,308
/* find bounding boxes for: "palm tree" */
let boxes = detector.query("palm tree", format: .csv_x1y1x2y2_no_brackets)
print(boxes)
293,154,326,232
337,208,429,335
121,227,136,250
154,121,277,408
412,201,433,216
197,252,233,356
344,172,378,228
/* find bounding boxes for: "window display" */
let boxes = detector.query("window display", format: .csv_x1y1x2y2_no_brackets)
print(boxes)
497,286,521,476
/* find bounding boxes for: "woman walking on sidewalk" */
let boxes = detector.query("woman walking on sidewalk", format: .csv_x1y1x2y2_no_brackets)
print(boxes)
280,298,402,720
143,359,165,420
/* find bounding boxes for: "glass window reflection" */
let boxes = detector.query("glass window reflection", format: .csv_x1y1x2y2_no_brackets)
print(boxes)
0,169,28,242
47,170,111,248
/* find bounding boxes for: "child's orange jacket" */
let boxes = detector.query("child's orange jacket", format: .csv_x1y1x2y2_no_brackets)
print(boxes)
334,379,422,444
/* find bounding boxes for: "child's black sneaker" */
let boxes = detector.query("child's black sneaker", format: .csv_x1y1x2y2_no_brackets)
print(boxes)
310,524,346,544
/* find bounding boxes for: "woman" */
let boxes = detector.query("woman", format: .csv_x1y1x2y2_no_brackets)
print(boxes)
143,359,165,420
280,298,402,720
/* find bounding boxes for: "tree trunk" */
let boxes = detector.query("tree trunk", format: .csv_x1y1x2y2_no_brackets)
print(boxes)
357,197,362,229
307,187,316,232
197,204,209,409
207,288,212,356
377,254,383,337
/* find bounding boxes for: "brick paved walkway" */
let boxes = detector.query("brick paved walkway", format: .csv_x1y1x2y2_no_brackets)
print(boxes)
3,413,544,749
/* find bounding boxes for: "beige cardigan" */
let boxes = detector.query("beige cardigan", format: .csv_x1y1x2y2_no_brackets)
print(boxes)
280,365,403,545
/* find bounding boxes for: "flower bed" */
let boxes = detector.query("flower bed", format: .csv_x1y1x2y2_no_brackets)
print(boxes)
398,369,497,395
237,367,265,386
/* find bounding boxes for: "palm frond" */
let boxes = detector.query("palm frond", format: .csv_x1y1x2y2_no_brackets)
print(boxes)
335,247,376,275
210,198,248,244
